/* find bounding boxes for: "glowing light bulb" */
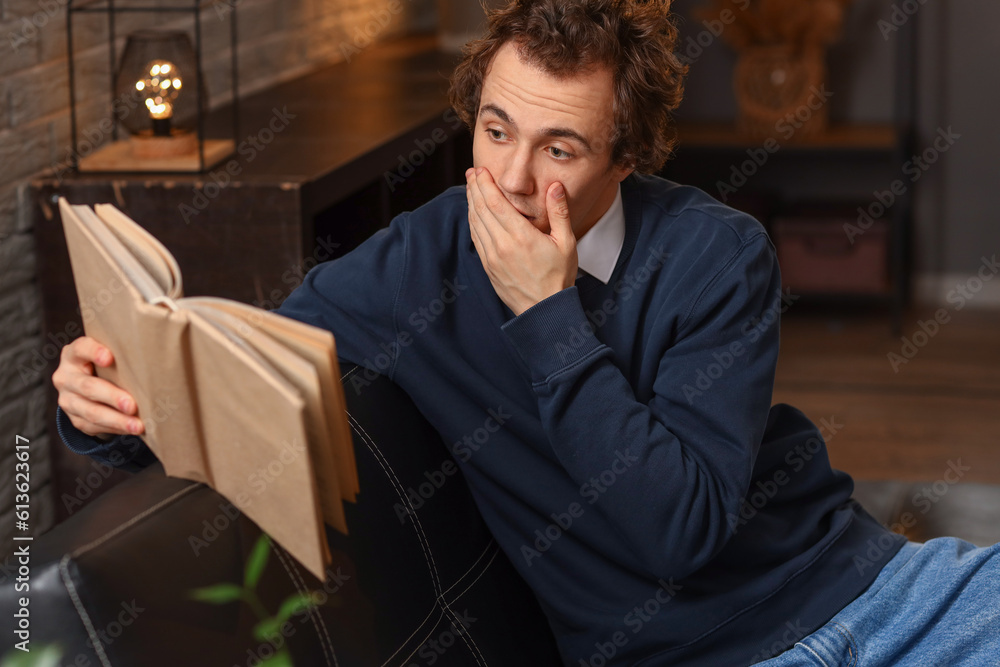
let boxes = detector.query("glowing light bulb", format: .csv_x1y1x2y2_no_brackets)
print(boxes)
135,59,183,136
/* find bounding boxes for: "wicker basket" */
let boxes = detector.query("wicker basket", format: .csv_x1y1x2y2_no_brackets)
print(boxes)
734,45,828,140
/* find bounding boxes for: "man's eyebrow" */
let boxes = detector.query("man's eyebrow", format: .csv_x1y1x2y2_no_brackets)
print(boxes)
480,103,515,127
540,127,593,153
479,103,594,153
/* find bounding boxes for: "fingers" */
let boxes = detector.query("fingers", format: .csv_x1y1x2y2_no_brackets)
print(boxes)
55,338,133,412
466,170,496,250
545,181,573,244
468,205,488,262
64,335,114,368
54,336,144,438
466,167,519,235
61,371,138,416
60,392,144,437
467,184,496,283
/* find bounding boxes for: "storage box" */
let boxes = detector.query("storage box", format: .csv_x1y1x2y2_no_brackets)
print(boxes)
773,212,888,294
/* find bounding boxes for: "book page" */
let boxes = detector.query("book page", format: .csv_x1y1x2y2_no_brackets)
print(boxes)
94,204,182,300
185,308,330,578
185,299,352,533
184,296,358,501
61,198,334,579
69,204,163,302
59,199,209,484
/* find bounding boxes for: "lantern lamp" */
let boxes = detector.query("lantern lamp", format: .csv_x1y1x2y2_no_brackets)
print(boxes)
66,0,239,173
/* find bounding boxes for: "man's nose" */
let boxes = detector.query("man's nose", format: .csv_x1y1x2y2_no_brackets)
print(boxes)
497,147,534,196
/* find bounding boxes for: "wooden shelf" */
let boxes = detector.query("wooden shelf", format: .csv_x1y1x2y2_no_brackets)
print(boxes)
661,119,912,335
675,122,900,152
32,33,470,523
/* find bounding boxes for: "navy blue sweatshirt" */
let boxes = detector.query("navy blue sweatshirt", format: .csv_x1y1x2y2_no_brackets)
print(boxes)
59,174,905,665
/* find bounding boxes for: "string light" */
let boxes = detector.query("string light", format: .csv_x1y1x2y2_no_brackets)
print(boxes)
136,59,182,135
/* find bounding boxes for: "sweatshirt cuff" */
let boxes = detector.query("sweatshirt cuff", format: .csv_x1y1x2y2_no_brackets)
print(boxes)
56,407,157,473
500,286,607,384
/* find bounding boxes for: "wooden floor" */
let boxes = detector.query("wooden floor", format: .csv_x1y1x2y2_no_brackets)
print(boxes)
774,304,1000,484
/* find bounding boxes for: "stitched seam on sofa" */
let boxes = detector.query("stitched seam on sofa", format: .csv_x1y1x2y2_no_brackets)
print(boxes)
433,540,500,665
393,610,450,666
349,415,487,666
269,538,337,667
392,606,486,667
432,545,499,667
55,484,202,667
69,484,201,558
346,413,448,667
58,558,113,667
341,373,486,666
381,604,442,666
437,546,502,667
340,366,444,667
438,539,499,600
346,413,442,593
441,544,500,608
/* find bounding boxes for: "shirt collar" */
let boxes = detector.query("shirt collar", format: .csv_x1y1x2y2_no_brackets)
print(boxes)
576,184,625,284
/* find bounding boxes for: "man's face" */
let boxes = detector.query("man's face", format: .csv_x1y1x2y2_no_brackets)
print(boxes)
472,42,632,237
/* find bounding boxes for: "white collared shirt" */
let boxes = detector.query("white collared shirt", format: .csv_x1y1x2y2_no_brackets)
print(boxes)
576,184,625,284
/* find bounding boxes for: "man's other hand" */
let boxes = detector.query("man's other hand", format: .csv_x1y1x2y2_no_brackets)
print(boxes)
53,336,144,438
466,167,578,316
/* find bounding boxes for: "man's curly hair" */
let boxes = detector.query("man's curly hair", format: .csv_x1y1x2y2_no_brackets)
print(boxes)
449,0,688,174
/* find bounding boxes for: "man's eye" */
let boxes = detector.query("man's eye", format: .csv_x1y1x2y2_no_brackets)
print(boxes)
548,147,572,159
487,128,507,141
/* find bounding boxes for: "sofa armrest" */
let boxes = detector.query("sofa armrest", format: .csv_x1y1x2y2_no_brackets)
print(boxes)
1,365,561,666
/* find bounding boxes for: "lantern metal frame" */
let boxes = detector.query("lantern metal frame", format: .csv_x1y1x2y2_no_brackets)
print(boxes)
66,0,239,173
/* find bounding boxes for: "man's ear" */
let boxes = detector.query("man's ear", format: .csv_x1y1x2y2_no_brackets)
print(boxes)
615,163,635,183
606,153,634,182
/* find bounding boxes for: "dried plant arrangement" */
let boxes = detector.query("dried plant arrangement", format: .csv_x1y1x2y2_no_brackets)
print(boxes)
693,0,855,138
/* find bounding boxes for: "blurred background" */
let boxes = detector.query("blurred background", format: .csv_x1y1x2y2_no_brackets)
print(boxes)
0,0,997,542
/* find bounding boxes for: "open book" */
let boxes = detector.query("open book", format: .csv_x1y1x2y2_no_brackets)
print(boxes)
59,199,358,580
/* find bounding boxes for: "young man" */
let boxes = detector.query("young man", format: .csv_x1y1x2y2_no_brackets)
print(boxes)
54,1,999,664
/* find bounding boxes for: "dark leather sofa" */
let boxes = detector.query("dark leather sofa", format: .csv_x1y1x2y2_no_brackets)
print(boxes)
0,366,562,666
3,366,999,666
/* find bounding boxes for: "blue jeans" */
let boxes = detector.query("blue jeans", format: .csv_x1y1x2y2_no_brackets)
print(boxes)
750,537,1000,666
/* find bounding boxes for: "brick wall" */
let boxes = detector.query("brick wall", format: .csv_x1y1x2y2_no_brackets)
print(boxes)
0,0,434,549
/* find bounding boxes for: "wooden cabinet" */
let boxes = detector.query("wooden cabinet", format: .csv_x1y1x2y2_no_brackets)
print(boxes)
661,6,918,333
33,36,472,520
660,121,912,333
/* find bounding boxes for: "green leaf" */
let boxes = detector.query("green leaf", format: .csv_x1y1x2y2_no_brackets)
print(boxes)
189,583,245,605
253,617,283,643
258,650,294,667
244,533,272,589
275,591,322,624
1,644,62,667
